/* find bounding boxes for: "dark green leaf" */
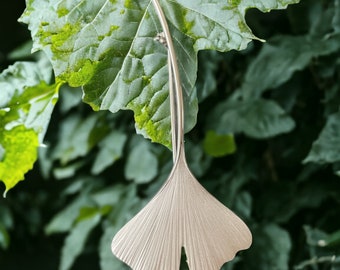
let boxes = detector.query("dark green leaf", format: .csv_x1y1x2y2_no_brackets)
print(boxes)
99,185,142,270
59,85,82,114
333,0,340,33
295,256,340,270
0,205,13,229
240,34,340,100
304,225,328,247
325,229,340,248
91,185,126,208
210,99,295,139
0,224,10,250
196,51,220,102
7,41,33,61
60,213,101,270
52,113,108,165
243,224,291,270
45,196,94,235
99,226,128,270
53,160,86,180
91,131,127,175
125,139,158,183
304,112,340,164
185,140,212,177
234,191,252,219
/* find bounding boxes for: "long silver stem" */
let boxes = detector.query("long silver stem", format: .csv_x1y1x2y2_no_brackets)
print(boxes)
152,0,184,163
167,51,177,162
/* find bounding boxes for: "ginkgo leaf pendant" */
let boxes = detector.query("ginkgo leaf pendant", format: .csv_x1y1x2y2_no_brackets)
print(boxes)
112,148,252,269
111,0,252,269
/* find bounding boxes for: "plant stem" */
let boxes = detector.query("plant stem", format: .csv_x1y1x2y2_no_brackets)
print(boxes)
151,0,184,163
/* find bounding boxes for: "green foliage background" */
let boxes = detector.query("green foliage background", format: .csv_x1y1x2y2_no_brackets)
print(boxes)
1,0,340,269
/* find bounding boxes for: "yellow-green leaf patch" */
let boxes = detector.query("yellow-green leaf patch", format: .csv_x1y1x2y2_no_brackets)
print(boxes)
0,60,59,194
0,125,38,195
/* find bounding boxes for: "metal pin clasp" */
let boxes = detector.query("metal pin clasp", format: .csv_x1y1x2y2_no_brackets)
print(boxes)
154,32,167,48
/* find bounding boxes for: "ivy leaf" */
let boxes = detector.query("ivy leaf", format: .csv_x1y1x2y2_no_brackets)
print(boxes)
59,85,83,114
209,99,295,139
243,224,291,270
45,195,95,235
196,51,220,102
304,112,340,164
185,140,212,177
125,138,158,184
99,185,141,270
20,0,299,147
0,60,58,195
100,226,128,270
333,0,340,33
304,225,328,247
52,112,108,165
240,34,340,100
91,131,127,175
60,212,101,270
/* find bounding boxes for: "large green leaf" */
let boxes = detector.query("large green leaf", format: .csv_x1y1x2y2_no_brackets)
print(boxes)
20,0,299,147
0,60,58,195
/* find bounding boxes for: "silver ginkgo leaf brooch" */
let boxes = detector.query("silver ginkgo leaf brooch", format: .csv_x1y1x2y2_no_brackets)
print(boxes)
111,1,252,269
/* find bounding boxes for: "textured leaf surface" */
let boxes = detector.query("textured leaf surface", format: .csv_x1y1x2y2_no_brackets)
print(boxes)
20,0,299,147
0,60,58,194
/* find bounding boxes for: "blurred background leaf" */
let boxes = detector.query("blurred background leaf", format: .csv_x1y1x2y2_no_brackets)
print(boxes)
1,0,340,270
